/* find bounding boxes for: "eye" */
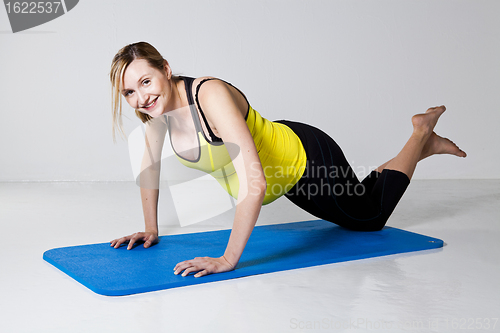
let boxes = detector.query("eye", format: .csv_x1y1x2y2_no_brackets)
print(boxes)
124,90,133,97
142,79,151,86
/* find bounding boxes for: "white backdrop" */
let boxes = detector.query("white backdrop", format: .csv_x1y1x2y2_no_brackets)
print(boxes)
1,0,498,181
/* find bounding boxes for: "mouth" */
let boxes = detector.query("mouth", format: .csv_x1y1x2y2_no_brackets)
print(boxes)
143,97,159,111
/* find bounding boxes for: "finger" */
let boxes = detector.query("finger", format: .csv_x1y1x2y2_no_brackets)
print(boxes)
174,259,192,270
181,266,199,277
174,262,183,272
127,234,142,250
113,237,129,249
174,261,191,275
113,239,122,248
194,270,208,278
144,235,154,248
174,259,201,275
174,261,189,275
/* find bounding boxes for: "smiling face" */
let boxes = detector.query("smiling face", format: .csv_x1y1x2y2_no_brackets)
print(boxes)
121,58,174,118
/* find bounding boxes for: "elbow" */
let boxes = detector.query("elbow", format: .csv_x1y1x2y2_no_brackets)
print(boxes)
249,178,267,199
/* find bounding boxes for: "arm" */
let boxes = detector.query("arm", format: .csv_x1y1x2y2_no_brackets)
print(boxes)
221,139,266,266
110,116,167,249
174,80,267,277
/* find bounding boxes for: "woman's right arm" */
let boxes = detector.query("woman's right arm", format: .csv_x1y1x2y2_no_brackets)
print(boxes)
110,117,167,249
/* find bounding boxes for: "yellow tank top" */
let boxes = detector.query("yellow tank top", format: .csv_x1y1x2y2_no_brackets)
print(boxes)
169,77,307,205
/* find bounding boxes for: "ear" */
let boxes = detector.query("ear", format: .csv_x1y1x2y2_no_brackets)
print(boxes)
163,59,172,79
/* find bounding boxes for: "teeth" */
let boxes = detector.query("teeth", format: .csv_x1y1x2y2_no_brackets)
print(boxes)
145,98,157,108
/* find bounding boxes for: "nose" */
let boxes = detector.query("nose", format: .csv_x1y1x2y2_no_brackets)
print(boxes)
137,91,150,108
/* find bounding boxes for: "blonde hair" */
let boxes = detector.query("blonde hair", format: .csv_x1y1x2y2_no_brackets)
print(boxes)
109,41,179,141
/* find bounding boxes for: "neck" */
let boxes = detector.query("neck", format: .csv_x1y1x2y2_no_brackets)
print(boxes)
163,78,185,114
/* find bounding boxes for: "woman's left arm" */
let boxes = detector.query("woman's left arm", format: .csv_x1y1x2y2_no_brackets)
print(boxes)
173,80,267,278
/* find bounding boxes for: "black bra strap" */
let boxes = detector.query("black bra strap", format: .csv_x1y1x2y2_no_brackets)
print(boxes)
181,76,250,143
181,76,195,105
195,78,223,142
180,76,203,133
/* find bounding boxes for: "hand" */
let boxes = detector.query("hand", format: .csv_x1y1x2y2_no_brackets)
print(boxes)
174,256,235,278
110,231,158,250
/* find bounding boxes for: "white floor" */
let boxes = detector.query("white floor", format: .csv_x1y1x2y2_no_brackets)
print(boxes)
1,180,499,333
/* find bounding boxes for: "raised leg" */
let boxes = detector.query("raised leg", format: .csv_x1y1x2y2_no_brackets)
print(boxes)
374,106,466,180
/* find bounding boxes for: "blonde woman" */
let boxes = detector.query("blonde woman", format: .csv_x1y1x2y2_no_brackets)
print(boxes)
109,42,466,278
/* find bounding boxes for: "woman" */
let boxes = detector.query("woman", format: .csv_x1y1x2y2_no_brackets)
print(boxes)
109,42,466,278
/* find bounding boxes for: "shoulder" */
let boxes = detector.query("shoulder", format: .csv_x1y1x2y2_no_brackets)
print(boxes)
192,76,249,119
193,76,233,98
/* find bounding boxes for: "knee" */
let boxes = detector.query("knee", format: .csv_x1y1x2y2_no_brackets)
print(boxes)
364,216,388,231
343,218,387,232
363,223,386,232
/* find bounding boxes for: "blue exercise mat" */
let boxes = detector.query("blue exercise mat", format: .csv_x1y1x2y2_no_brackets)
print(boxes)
43,220,443,296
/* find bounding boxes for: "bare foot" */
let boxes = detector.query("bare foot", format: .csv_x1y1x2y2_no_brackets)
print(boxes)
420,132,467,159
411,105,447,137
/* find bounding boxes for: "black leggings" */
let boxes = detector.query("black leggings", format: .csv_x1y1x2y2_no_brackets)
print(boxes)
275,120,410,231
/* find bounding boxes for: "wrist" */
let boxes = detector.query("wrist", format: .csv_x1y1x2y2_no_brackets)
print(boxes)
145,228,158,236
222,255,235,269
222,252,239,268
